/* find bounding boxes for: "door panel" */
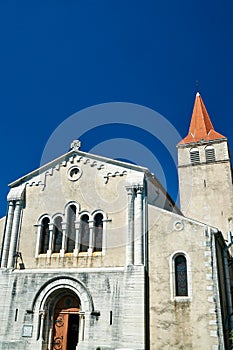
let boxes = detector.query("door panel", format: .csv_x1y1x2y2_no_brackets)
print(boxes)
52,295,80,350
52,313,68,350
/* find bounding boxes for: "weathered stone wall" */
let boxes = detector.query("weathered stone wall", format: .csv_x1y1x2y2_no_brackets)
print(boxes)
0,266,145,350
148,205,224,350
177,139,233,236
215,235,232,349
18,157,132,269
0,153,152,349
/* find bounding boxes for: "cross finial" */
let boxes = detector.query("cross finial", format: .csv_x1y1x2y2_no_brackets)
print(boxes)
70,140,81,150
195,80,199,92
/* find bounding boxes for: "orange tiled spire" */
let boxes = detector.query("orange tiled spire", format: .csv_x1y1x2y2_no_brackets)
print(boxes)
179,92,225,144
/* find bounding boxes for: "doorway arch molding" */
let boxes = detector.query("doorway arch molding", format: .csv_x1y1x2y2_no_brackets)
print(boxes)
31,275,94,314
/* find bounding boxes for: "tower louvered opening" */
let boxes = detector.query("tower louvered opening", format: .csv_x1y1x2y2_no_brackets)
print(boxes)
190,148,200,164
205,146,215,163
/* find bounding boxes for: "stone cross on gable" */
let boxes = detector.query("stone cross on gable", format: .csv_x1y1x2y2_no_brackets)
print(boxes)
70,140,81,150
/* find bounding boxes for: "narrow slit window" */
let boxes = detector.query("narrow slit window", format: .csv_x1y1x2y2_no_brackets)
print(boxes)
15,309,18,322
175,255,188,296
110,311,113,325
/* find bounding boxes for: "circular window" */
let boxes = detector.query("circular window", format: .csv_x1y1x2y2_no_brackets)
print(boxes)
173,220,184,231
67,166,82,181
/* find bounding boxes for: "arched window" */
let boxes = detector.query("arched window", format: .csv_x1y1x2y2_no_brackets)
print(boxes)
175,255,188,296
205,145,215,163
67,205,76,253
190,147,200,164
40,217,50,254
53,216,63,253
79,215,89,253
94,213,103,252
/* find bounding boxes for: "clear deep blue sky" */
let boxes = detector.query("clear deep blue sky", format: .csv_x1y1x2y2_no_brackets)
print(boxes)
0,1,233,217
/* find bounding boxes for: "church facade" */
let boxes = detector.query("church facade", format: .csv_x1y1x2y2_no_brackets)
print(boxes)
0,93,232,349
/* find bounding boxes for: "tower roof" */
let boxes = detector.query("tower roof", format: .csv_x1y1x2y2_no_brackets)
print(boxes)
179,92,226,144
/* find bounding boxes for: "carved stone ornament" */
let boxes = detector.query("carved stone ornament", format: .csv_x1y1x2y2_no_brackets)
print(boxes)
173,220,184,231
70,139,81,150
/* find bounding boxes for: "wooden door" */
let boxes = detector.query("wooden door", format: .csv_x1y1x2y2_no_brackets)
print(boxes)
52,295,80,350
52,312,68,350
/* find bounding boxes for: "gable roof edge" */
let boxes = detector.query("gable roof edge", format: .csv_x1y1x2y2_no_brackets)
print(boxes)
9,149,150,188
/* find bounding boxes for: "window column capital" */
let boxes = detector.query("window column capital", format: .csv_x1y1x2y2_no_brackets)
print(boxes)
61,222,67,230
125,186,136,196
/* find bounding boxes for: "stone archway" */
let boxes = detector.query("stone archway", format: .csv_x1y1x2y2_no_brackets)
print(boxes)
31,277,94,350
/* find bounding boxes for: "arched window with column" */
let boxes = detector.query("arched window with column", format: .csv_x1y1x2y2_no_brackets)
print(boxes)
53,216,63,253
40,217,50,254
67,205,77,253
93,213,103,252
79,214,90,253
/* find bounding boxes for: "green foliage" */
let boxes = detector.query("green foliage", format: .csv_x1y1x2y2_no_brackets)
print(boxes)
230,329,233,349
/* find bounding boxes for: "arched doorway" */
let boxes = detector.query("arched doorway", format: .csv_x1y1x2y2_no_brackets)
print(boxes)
52,294,80,350
31,277,93,349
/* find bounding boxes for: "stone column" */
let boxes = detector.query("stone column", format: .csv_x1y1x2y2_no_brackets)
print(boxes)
60,222,67,257
35,224,42,258
39,310,46,341
47,223,54,257
102,219,108,255
88,221,94,257
7,200,22,268
1,201,15,267
74,220,80,257
134,186,144,265
78,312,85,342
126,186,135,265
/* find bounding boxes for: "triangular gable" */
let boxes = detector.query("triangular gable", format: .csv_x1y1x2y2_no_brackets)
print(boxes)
9,147,149,188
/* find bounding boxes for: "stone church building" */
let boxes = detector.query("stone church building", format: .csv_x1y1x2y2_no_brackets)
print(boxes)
0,93,233,349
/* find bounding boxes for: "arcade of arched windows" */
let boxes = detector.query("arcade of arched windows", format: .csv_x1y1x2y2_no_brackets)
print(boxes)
35,202,106,258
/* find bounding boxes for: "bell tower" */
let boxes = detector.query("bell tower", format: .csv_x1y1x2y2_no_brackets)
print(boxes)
177,92,233,234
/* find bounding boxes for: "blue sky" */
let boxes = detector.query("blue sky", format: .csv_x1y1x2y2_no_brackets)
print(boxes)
0,1,233,217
